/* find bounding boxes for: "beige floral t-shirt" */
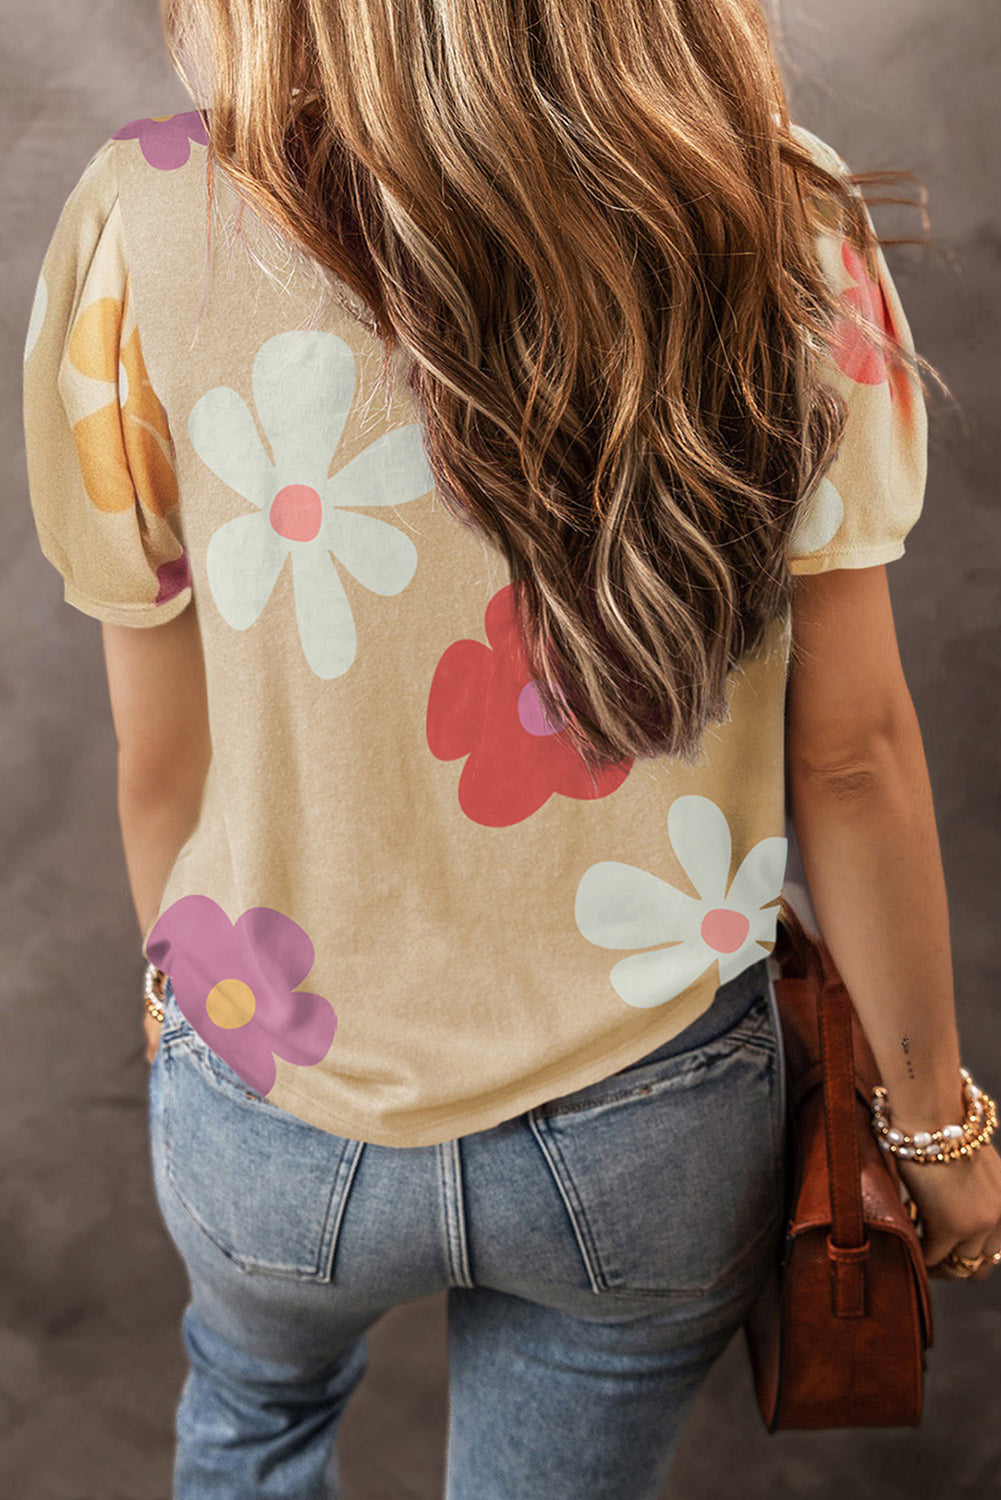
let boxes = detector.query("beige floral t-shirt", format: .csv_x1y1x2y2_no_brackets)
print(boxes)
22,112,927,1145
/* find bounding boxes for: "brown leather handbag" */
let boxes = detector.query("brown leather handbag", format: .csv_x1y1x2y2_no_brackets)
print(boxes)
743,894,934,1429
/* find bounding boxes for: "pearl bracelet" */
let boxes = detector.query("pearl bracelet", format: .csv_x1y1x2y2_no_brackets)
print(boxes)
870,1067,998,1165
143,962,167,1023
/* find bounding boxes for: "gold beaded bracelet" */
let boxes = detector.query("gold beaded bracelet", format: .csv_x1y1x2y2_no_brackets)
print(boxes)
870,1066,998,1165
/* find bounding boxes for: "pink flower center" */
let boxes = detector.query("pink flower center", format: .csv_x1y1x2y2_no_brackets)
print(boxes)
270,483,322,542
517,678,564,736
700,907,750,954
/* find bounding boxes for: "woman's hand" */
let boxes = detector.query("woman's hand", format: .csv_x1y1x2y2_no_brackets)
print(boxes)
143,1007,164,1067
895,1144,1001,1281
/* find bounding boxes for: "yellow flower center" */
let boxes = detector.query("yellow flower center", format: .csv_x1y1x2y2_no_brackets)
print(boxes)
205,978,257,1030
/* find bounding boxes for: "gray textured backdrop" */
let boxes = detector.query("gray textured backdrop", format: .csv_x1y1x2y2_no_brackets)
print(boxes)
3,2,999,1496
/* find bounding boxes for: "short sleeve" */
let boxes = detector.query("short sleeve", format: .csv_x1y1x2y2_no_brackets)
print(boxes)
22,138,193,626
786,126,929,575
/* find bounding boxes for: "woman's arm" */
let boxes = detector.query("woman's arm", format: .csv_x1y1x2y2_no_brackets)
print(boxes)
786,563,963,1134
789,733,963,1136
100,607,211,947
787,564,1001,1274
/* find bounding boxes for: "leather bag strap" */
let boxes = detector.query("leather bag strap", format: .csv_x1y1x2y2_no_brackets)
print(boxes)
818,966,869,1315
778,897,870,1317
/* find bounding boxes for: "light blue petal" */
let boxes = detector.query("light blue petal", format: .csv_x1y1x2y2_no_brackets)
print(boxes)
747,900,783,950
25,271,47,362
322,509,418,596
575,861,696,950
325,423,436,508
609,941,712,1008
789,477,844,558
189,386,273,508
206,512,288,630
717,941,771,987
668,794,731,905
726,835,788,915
290,545,357,680
252,331,354,483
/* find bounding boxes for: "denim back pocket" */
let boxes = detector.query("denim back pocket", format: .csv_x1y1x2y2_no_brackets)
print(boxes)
526,990,785,1298
154,980,364,1282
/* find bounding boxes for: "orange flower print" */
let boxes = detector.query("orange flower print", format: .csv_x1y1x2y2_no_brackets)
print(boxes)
65,276,179,518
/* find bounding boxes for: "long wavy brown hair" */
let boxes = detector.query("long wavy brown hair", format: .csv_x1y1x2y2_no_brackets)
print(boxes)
160,0,936,775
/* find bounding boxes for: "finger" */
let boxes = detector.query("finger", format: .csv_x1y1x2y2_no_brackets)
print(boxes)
921,1230,971,1272
921,1238,957,1271
930,1234,996,1280
973,1243,1001,1282
908,1206,947,1270
951,1233,991,1262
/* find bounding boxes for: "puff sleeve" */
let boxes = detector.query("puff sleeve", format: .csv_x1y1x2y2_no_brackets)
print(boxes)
22,137,193,626
787,126,929,574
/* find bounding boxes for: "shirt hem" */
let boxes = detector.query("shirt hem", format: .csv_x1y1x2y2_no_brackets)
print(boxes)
62,579,193,627
788,541,906,574
267,986,765,1148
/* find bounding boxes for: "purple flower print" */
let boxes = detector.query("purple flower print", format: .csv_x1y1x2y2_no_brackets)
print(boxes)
146,895,338,1096
113,111,208,171
155,551,193,605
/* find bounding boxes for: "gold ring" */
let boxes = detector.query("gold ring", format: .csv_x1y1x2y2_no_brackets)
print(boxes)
939,1259,976,1279
946,1250,986,1274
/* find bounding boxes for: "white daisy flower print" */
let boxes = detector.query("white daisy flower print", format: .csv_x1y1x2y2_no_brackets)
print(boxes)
575,794,787,1007
788,476,844,562
24,270,47,363
189,330,436,679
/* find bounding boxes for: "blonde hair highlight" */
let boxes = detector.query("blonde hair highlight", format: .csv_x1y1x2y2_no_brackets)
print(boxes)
161,0,937,774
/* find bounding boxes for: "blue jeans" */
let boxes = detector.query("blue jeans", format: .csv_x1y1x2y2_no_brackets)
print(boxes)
148,956,787,1499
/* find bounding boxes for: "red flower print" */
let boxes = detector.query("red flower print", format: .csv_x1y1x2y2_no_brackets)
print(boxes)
427,583,633,827
828,242,915,421
155,552,193,606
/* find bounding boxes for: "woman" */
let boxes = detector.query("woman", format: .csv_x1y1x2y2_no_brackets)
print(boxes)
21,0,1001,1495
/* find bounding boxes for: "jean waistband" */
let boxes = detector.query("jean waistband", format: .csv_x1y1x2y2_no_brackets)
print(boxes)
628,954,773,1070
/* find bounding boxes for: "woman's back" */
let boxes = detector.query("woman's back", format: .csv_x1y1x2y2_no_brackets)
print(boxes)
21,111,926,1147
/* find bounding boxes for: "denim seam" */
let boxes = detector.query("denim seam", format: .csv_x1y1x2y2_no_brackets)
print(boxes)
538,1031,777,1120
161,1046,346,1281
765,968,787,1139
528,1052,784,1298
583,1206,786,1300
435,1140,471,1284
164,1028,275,1107
160,1154,330,1281
767,1049,784,1167
526,1111,606,1294
444,1137,476,1288
323,1137,367,1284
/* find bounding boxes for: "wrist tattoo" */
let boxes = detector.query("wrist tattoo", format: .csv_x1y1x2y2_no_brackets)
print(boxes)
900,1034,916,1081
